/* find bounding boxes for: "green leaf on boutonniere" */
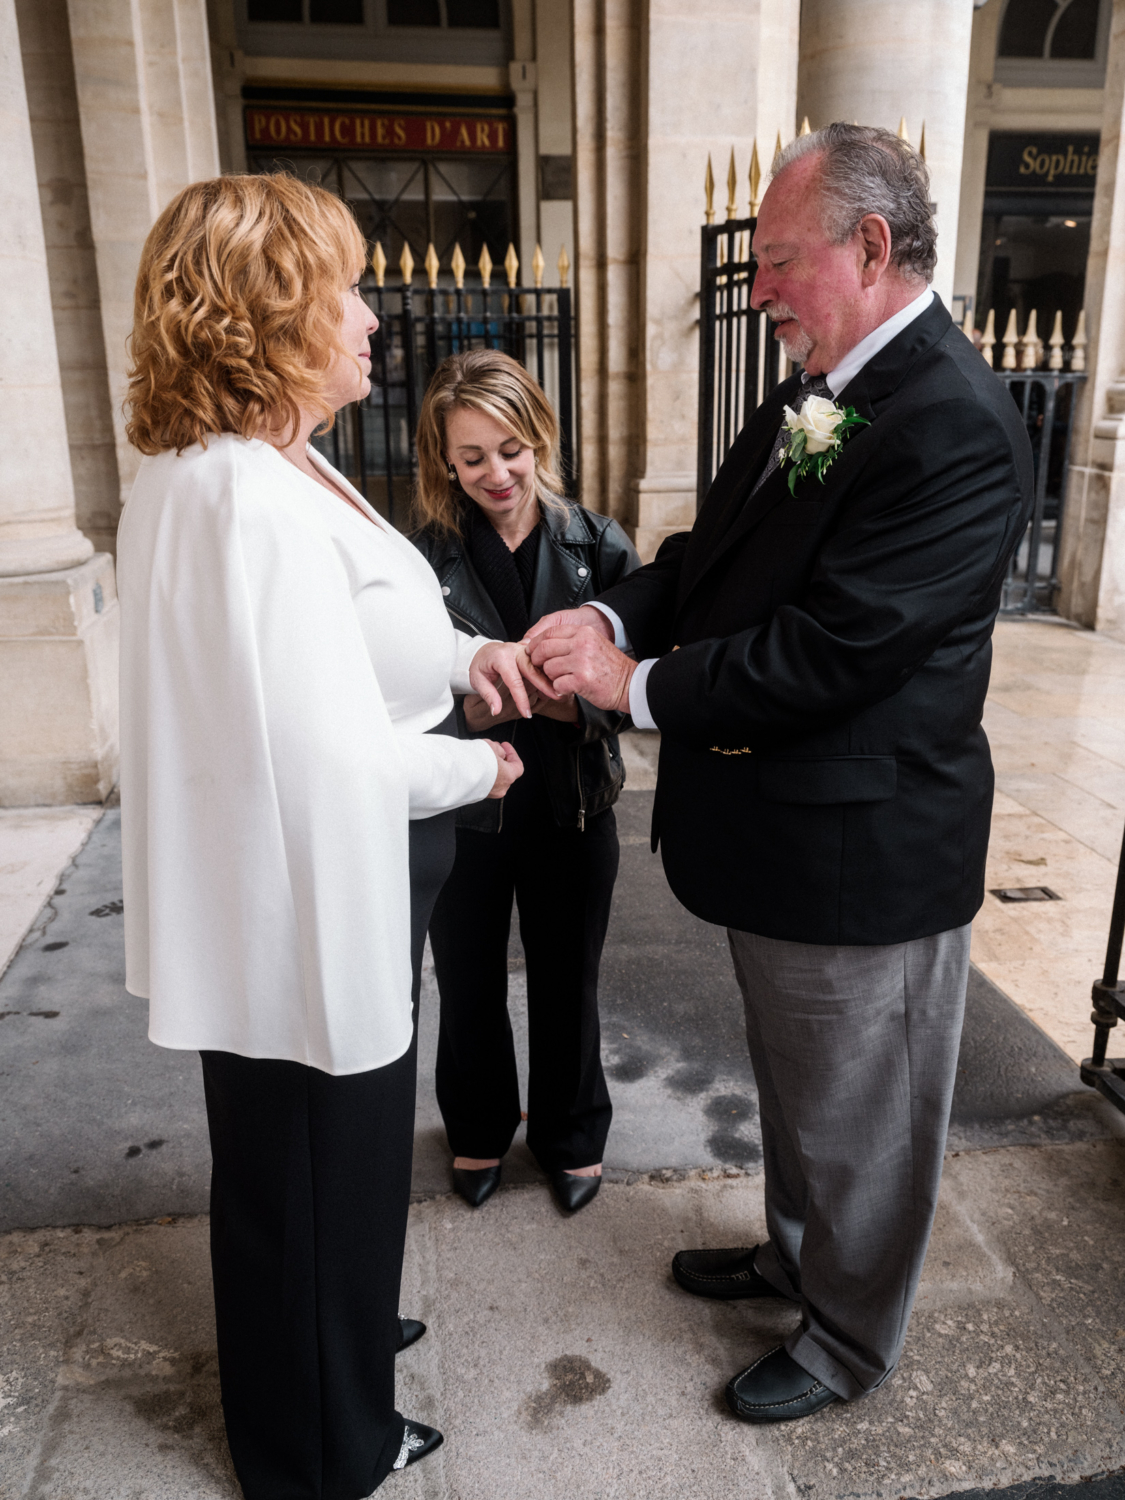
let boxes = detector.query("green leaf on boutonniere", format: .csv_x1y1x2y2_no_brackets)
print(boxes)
781,402,870,495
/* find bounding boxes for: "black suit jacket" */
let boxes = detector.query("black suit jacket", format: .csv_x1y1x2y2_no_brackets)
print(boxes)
596,297,1034,944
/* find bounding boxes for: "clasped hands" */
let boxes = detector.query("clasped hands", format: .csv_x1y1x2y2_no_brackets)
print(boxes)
467,609,634,799
468,607,635,724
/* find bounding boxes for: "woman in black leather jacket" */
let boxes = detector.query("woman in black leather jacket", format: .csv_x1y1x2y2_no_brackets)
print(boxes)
412,350,640,1213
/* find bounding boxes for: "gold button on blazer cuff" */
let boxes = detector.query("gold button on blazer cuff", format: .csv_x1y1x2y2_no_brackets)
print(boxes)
709,745,752,755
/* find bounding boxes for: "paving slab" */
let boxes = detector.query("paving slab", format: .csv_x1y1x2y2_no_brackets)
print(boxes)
4,1145,1125,1500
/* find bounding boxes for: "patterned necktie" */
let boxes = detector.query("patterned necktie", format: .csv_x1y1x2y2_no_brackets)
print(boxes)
750,373,834,496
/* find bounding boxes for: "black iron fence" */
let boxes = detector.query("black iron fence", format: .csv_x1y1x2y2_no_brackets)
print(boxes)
696,216,1088,619
697,215,781,507
315,246,575,530
996,369,1085,615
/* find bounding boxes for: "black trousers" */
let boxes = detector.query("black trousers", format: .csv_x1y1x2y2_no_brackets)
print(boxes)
428,804,617,1174
201,810,455,1500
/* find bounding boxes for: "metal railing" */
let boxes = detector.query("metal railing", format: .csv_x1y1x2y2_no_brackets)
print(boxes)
996,368,1085,615
315,239,575,530
696,213,781,507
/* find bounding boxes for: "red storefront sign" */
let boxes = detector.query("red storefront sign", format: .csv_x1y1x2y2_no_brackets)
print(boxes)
245,108,512,153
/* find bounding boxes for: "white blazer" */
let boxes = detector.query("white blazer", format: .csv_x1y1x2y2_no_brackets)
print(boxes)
117,433,498,1075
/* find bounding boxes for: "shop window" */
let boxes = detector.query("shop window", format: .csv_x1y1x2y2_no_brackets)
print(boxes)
995,0,1107,83
387,0,499,22
248,0,364,18
386,0,440,21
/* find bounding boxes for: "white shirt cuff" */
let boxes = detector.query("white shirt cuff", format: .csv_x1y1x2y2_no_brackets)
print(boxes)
628,658,659,731
588,601,632,653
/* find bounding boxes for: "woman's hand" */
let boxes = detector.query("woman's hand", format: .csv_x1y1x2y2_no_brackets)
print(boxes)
469,640,557,719
485,739,524,798
463,686,539,731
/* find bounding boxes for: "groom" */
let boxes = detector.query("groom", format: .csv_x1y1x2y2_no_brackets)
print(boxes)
526,123,1033,1422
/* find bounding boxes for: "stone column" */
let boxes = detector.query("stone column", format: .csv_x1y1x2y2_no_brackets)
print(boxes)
797,0,974,311
66,0,220,513
0,0,118,804
572,0,799,559
1057,0,1125,634
17,0,120,558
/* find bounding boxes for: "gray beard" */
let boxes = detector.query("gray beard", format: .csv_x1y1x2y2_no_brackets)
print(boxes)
778,323,813,365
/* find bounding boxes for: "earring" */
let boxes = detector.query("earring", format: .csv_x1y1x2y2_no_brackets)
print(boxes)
446,463,457,481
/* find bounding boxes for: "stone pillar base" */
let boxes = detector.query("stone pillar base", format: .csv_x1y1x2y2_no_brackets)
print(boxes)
630,473,697,563
0,553,119,806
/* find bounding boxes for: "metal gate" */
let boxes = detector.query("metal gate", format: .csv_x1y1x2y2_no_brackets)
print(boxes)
696,214,782,507
315,243,575,530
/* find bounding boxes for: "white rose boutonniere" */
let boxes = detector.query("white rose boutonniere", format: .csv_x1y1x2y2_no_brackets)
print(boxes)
780,394,870,495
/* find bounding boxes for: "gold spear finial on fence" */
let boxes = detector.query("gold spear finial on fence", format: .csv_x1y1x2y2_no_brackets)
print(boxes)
1020,309,1040,371
919,121,927,161
399,241,415,284
1048,310,1065,370
424,242,439,289
451,241,466,289
961,303,975,340
371,241,387,288
1001,308,1019,370
1072,309,1087,370
749,139,762,217
799,116,811,136
773,130,783,169
531,243,545,288
981,308,996,367
726,148,738,220
898,116,910,144
557,244,570,288
504,242,519,287
704,153,715,224
478,243,493,288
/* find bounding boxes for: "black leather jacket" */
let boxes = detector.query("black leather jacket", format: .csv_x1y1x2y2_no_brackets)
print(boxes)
413,499,641,832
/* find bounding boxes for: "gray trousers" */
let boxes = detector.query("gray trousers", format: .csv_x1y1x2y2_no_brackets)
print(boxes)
727,924,971,1400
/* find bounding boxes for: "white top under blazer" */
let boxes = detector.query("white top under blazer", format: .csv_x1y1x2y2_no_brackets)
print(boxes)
117,433,498,1075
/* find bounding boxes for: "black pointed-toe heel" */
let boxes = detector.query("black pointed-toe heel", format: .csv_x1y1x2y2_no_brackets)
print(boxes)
452,1164,501,1208
391,1419,444,1471
551,1171,601,1213
396,1316,426,1352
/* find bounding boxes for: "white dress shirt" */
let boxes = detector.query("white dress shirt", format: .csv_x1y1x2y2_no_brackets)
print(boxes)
597,288,935,729
117,433,498,1075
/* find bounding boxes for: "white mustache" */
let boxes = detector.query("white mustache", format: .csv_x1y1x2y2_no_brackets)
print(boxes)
765,302,801,325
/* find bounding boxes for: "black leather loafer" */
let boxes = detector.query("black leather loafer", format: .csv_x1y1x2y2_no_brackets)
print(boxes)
725,1346,839,1424
672,1245,787,1300
452,1164,501,1208
551,1171,601,1212
397,1316,426,1352
391,1419,443,1470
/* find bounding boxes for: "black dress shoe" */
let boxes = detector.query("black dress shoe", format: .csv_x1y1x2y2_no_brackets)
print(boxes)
551,1171,601,1212
672,1244,787,1300
452,1164,501,1208
725,1346,839,1424
391,1419,443,1470
397,1316,426,1352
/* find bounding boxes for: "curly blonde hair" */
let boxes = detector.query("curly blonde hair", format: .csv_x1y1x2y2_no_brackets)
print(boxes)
126,173,367,455
412,349,567,537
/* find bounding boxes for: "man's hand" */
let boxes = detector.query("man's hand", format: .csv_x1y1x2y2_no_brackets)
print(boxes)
533,692,580,724
463,685,539,731
524,604,614,645
469,640,557,719
526,625,636,713
485,739,523,799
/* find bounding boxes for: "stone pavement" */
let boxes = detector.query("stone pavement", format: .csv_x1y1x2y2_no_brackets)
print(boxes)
3,618,1125,1498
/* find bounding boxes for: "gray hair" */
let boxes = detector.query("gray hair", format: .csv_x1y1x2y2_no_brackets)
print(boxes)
772,123,937,283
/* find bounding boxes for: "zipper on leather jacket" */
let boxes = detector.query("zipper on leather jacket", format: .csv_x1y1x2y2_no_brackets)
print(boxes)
446,603,489,637
576,747,586,831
